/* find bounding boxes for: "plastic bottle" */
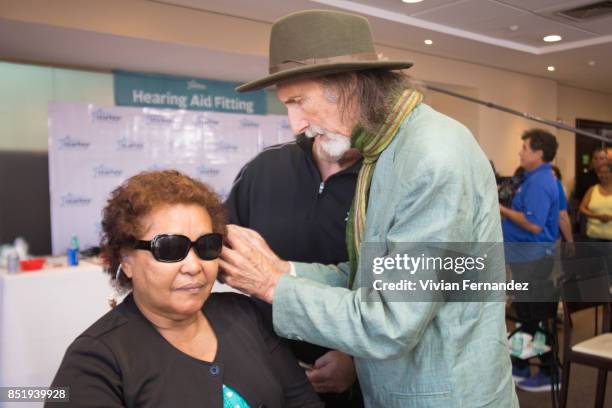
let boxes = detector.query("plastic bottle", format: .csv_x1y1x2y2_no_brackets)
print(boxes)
533,322,547,355
7,249,20,273
511,323,523,357
67,235,80,266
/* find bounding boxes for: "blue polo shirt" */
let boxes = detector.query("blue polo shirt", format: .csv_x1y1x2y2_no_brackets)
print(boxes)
503,163,559,262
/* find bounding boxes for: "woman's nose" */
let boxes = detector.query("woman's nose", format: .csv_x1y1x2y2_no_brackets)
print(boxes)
179,248,202,275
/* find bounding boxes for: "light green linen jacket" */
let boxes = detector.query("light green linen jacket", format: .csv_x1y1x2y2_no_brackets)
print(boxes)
272,104,519,407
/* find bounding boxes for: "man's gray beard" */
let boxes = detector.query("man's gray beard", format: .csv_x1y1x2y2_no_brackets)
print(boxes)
305,125,351,161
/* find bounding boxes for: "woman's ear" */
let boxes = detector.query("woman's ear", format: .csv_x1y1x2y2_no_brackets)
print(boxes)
120,253,134,279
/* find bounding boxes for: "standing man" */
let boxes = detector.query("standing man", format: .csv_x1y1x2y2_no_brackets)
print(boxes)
221,10,518,407
225,132,363,406
500,129,560,392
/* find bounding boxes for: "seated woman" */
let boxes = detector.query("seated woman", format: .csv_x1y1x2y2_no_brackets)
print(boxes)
580,162,612,241
46,170,321,408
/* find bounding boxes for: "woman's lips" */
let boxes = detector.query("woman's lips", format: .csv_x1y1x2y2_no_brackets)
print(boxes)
175,283,205,292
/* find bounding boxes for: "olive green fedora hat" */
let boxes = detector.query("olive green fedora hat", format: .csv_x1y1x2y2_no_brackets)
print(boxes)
236,10,413,92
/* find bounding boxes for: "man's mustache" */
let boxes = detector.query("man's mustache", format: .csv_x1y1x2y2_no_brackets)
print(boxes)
305,125,345,140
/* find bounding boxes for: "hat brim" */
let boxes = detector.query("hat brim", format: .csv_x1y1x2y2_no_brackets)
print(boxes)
236,60,413,92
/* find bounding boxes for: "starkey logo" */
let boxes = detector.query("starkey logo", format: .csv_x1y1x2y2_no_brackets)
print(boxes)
211,140,238,152
145,113,174,125
60,193,92,207
186,80,208,90
194,115,220,127
196,164,220,176
116,137,144,151
90,108,122,123
240,118,260,128
93,164,123,178
57,135,90,150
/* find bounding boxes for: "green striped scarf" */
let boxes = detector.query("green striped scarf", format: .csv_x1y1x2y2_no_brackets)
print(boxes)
347,89,423,287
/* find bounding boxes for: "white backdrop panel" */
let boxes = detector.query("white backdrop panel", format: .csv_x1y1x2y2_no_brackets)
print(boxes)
48,102,293,255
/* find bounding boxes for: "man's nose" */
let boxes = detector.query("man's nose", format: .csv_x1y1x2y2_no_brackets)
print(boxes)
287,108,308,135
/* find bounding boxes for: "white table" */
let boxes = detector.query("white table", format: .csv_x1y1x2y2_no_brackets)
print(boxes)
0,262,112,407
0,261,238,407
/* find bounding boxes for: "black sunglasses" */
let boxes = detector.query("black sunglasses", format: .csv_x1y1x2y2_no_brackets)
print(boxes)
134,233,223,262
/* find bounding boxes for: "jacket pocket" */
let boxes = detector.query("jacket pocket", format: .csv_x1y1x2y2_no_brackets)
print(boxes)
387,390,452,408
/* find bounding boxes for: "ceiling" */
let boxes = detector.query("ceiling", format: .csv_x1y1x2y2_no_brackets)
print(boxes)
1,0,611,93
162,0,612,93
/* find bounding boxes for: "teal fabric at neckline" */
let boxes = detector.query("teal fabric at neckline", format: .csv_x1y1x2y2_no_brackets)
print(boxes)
223,384,251,408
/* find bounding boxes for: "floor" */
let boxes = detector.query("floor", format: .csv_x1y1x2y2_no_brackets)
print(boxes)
514,307,612,408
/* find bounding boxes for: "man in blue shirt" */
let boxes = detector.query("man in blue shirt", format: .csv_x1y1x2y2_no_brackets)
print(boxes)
501,129,560,392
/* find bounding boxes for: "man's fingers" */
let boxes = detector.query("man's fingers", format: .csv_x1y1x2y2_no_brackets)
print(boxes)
307,376,333,394
217,225,283,303
243,227,269,248
305,367,327,384
218,259,253,294
312,384,331,394
219,248,256,278
313,351,334,369
225,225,256,253
216,270,227,284
227,224,277,261
227,224,271,253
218,258,235,275
219,247,243,273
218,259,239,285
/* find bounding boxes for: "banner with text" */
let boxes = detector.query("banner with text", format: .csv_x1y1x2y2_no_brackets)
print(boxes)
113,71,267,115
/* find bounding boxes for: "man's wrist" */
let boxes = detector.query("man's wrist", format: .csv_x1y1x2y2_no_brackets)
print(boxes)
264,262,291,303
280,260,292,275
263,273,280,304
500,205,511,217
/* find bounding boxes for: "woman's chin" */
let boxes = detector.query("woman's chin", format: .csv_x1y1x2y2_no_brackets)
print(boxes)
171,288,211,314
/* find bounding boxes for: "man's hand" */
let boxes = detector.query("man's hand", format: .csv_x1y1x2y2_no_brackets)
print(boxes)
562,241,576,258
305,351,356,394
219,225,290,303
499,205,542,234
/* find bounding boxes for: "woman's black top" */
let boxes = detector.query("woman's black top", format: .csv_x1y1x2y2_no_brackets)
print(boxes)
45,292,322,408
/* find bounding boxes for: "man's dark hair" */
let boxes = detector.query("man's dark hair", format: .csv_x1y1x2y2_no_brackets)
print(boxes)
522,129,558,162
592,146,608,159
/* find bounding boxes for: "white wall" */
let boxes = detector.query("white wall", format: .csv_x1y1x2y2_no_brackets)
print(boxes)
379,44,559,177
